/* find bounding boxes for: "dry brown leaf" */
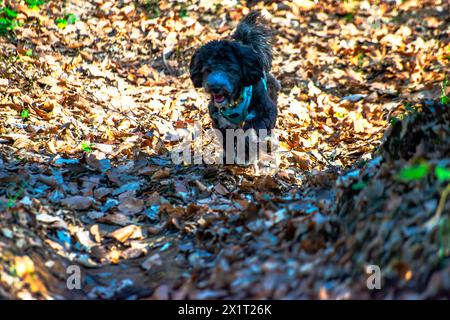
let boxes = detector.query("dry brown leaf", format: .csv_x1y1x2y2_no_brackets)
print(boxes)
61,196,94,210
109,225,143,243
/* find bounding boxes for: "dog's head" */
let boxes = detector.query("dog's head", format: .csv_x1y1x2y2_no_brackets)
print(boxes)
189,40,264,109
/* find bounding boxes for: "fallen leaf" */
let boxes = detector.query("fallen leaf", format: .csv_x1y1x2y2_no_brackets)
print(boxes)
109,225,143,243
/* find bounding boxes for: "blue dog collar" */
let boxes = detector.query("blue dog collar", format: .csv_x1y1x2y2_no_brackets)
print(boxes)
216,77,267,125
220,85,252,124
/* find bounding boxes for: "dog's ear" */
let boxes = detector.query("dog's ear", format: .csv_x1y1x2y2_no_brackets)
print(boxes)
232,43,264,87
189,48,204,88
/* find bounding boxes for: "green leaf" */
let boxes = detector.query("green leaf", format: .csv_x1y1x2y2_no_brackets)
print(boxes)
345,13,355,23
442,75,449,105
3,7,18,19
25,48,33,56
81,142,93,152
179,8,188,18
21,109,29,120
397,163,429,182
145,0,160,19
55,18,67,29
66,13,78,25
0,17,10,27
351,181,367,191
436,166,450,182
390,116,399,125
405,103,416,113
0,17,15,34
25,0,45,9
334,111,346,119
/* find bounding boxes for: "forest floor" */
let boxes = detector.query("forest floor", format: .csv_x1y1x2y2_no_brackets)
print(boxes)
0,0,450,299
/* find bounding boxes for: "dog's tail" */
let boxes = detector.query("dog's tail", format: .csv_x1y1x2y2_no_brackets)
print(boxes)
232,11,274,72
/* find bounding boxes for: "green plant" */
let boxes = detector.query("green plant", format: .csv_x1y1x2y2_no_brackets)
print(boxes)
66,13,78,24
345,12,355,23
81,142,94,152
7,180,28,208
0,6,19,35
390,102,418,124
441,75,449,105
351,181,367,191
436,165,450,182
55,18,67,29
25,0,45,9
55,13,78,29
0,18,11,34
145,0,160,19
21,109,29,120
397,162,430,182
179,8,188,18
404,101,415,112
389,116,400,125
357,52,364,70
178,2,191,19
2,6,18,19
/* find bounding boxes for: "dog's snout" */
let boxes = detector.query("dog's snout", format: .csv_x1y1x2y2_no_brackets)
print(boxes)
206,71,231,94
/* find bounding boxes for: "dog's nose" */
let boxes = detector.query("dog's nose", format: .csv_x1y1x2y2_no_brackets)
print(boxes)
206,71,231,94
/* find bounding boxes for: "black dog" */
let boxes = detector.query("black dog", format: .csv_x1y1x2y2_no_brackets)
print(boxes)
189,11,280,164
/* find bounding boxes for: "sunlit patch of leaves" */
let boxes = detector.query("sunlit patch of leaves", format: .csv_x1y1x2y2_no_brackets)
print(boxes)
334,111,346,119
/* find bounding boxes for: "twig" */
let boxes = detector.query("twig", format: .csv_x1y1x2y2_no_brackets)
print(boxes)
425,184,450,231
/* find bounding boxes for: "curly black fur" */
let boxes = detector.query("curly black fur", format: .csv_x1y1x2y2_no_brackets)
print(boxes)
190,40,264,90
189,11,280,163
232,10,274,72
189,11,279,132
